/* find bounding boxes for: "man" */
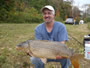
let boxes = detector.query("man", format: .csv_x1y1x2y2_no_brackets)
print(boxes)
30,5,71,68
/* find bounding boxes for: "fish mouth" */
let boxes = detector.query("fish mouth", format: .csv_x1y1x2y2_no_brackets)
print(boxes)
16,46,24,50
16,46,29,53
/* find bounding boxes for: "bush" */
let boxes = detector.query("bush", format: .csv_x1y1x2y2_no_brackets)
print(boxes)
84,17,90,23
0,8,8,21
7,8,43,23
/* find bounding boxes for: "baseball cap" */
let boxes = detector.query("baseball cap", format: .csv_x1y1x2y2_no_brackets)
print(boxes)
41,5,55,15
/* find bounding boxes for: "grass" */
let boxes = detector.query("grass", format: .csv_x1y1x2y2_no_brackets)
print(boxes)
87,23,90,30
0,23,90,68
0,24,38,68
66,24,90,53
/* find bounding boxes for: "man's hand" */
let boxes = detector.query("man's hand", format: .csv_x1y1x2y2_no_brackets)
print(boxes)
56,56,63,59
56,56,67,59
40,58,47,64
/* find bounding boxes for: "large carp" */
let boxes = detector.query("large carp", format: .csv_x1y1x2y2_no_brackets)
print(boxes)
16,40,84,68
16,40,73,59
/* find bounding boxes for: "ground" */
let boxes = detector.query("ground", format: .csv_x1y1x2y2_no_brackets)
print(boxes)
0,23,90,68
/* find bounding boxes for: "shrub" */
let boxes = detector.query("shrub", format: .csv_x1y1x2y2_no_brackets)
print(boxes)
7,8,43,23
84,17,90,23
0,8,8,21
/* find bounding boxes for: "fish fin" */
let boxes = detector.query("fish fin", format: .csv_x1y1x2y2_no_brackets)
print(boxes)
70,54,84,68
71,53,84,60
71,59,79,68
40,58,47,64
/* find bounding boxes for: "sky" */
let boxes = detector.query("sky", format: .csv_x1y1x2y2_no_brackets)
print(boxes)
73,0,90,11
73,0,90,6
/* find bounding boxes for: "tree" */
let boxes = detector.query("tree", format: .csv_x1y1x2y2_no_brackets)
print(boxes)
45,0,72,20
0,0,15,21
28,0,47,12
72,6,80,18
86,6,90,17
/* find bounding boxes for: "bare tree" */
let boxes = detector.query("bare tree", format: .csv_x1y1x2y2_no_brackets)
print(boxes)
82,4,90,18
72,6,80,18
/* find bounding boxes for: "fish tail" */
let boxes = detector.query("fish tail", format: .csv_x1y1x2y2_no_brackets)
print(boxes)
70,54,84,68
71,59,79,68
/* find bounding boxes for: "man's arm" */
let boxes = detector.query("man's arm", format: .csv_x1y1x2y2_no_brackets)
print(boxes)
58,24,68,42
35,27,42,40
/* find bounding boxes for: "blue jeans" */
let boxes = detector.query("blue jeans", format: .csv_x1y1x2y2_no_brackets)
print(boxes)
30,57,71,68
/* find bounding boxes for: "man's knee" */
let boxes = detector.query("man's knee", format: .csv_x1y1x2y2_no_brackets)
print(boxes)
30,57,44,65
30,57,41,63
30,57,44,68
60,59,71,68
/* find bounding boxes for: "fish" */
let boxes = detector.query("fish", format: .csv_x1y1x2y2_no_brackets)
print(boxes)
16,40,84,68
16,40,73,59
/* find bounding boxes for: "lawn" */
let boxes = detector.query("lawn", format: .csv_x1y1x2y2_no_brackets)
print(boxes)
0,24,38,68
0,23,90,68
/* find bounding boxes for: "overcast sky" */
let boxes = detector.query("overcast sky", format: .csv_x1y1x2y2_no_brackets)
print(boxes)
73,0,90,11
73,0,90,6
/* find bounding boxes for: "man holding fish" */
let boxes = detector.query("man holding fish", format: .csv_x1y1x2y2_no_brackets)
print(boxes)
30,5,71,68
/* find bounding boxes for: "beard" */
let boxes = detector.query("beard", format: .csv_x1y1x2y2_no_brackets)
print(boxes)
44,18,52,24
43,16,54,24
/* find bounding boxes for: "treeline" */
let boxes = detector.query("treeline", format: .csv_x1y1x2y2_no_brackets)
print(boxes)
0,0,72,23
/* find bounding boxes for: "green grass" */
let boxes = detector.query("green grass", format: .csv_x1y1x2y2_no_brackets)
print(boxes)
66,24,90,44
88,23,90,30
0,23,90,68
66,24,90,53
0,24,38,68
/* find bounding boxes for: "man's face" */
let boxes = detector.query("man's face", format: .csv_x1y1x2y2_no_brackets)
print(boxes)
42,9,55,23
